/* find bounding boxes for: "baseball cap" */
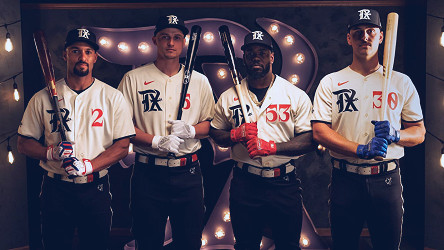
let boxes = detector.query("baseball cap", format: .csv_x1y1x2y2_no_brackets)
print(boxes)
347,9,382,31
64,28,99,51
241,30,273,51
154,14,189,36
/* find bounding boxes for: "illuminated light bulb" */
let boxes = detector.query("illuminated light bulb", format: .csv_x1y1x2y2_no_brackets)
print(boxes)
294,53,305,64
203,32,214,43
117,42,130,53
217,68,227,79
441,26,444,47
7,142,14,164
98,37,112,48
138,42,150,53
270,23,279,34
300,236,310,247
128,143,133,153
201,238,208,246
185,35,190,46
289,74,300,85
284,35,295,45
223,211,231,222
260,241,263,248
214,228,225,239
230,34,236,44
13,81,19,101
441,147,444,167
5,32,13,52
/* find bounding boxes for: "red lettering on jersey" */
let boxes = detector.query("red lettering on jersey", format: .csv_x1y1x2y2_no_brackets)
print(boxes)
266,104,291,122
373,91,382,109
388,92,398,110
91,109,104,127
144,80,154,85
183,93,191,110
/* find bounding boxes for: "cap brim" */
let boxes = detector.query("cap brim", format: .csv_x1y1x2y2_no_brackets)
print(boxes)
154,25,189,36
241,43,273,51
64,40,99,51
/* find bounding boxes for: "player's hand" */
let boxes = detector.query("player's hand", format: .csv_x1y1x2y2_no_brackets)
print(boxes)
168,120,196,139
230,122,258,142
62,157,93,177
152,135,184,154
371,120,400,144
356,137,388,159
46,141,73,161
246,137,277,158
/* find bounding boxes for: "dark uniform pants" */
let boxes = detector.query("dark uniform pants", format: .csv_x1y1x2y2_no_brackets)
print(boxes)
130,159,204,250
230,166,303,250
329,167,403,250
40,174,112,250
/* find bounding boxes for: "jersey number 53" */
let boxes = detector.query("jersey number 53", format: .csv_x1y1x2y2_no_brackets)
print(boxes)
266,104,291,122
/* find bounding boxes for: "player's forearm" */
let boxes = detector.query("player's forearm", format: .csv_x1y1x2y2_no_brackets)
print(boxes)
193,121,210,139
17,136,47,161
275,131,316,156
312,122,359,157
131,126,155,147
209,126,235,147
397,121,425,147
90,138,130,172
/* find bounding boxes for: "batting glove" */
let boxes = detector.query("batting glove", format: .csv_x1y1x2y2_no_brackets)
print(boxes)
152,135,184,154
62,157,93,177
230,122,258,142
356,137,388,159
246,137,277,158
168,120,196,139
46,141,73,161
371,120,400,144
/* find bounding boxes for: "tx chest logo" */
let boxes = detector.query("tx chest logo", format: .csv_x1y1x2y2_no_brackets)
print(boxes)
138,89,163,112
333,89,358,113
229,104,251,127
46,108,71,133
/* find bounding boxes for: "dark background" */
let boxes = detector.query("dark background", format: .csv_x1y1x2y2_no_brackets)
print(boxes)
12,0,431,249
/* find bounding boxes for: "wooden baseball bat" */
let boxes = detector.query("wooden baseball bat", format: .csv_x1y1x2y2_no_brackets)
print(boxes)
33,30,67,141
375,12,399,161
218,25,250,123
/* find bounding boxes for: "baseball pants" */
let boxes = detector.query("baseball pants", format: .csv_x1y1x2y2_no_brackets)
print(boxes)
229,165,303,250
329,166,403,250
40,174,112,250
130,159,204,250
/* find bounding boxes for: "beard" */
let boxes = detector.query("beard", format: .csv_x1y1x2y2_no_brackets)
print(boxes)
246,62,271,80
74,62,89,77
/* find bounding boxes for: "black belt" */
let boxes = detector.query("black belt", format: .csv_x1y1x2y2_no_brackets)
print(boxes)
136,153,198,167
332,158,398,175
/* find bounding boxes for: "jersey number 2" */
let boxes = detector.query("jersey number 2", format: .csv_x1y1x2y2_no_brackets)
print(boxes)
92,109,104,127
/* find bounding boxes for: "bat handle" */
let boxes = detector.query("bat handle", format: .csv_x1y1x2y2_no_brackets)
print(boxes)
374,156,384,161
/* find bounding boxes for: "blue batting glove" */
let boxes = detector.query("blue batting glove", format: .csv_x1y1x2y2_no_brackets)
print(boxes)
371,120,400,144
356,137,388,159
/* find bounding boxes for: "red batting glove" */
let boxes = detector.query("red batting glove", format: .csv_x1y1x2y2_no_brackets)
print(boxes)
230,122,258,142
246,137,277,158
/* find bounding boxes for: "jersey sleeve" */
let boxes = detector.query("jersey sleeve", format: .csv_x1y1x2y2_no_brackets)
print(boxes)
293,90,313,134
210,92,233,131
17,92,44,140
197,75,215,122
311,75,333,123
112,91,136,140
117,73,135,120
401,76,423,122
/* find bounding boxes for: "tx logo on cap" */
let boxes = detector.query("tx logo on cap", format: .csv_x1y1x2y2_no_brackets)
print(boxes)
252,31,264,41
358,9,371,20
77,28,91,39
167,15,179,25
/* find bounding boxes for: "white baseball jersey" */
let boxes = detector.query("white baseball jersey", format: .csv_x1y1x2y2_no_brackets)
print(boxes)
118,63,215,157
211,75,312,168
311,66,423,164
18,78,136,175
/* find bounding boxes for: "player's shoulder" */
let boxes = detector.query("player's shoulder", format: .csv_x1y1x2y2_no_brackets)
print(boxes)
123,63,155,77
217,86,237,100
275,75,308,96
391,70,412,81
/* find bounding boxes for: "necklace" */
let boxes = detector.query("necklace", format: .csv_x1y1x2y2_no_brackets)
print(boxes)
248,74,275,107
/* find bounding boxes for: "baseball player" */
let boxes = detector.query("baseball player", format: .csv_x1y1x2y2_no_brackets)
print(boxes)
311,9,425,250
17,28,135,250
210,31,315,250
117,14,215,250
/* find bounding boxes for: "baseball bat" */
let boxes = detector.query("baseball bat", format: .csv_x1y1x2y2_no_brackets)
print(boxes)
218,25,250,123
33,30,67,141
167,25,202,158
375,12,399,161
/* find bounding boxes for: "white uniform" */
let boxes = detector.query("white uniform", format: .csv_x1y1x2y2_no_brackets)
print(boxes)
118,63,215,156
311,66,423,163
211,75,312,167
18,78,136,174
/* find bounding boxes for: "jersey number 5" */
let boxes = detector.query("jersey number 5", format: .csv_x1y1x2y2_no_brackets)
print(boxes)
266,104,291,122
183,93,191,110
92,108,104,127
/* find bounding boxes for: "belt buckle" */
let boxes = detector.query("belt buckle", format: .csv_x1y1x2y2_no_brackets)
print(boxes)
370,165,379,175
273,168,281,177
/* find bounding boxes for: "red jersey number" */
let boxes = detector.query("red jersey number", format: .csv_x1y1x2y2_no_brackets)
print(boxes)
183,93,191,110
92,109,104,127
266,104,291,122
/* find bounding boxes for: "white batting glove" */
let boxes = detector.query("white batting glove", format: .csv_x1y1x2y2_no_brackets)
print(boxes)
62,157,93,177
168,120,196,139
46,141,74,161
152,135,184,154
